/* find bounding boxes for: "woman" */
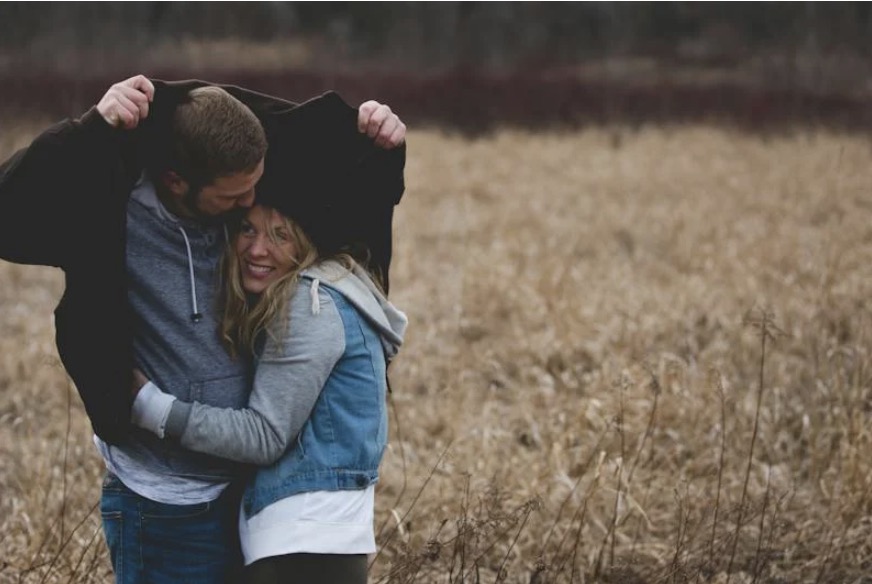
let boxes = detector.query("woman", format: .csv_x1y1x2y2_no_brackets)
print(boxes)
131,200,406,583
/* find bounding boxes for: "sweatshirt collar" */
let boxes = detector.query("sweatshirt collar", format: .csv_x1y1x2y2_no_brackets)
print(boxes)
302,260,407,357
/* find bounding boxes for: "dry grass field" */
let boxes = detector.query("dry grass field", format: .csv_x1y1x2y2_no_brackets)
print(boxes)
1,121,870,583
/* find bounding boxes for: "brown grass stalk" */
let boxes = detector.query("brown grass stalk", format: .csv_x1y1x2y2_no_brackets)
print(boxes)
707,369,728,575
726,309,780,583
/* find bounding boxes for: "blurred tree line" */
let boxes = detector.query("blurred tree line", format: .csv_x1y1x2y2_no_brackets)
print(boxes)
2,2,870,130
1,2,871,73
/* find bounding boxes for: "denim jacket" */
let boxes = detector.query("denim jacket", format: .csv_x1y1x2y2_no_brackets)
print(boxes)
137,261,407,515
243,284,392,517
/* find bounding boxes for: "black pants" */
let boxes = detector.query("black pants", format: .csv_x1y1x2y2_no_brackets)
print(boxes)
243,553,368,584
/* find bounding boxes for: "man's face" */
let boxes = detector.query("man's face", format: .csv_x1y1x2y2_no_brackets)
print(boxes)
188,159,265,218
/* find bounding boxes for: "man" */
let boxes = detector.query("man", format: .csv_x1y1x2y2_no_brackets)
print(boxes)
0,75,406,583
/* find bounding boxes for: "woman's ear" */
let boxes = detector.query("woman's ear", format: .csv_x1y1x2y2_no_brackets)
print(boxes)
160,170,190,197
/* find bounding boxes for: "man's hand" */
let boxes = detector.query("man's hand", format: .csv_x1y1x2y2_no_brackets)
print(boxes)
132,368,149,397
358,101,406,149
97,75,155,130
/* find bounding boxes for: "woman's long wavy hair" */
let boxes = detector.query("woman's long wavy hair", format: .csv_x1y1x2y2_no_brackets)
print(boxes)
219,207,320,358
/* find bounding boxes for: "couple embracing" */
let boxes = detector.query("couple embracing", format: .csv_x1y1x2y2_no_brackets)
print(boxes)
0,75,409,583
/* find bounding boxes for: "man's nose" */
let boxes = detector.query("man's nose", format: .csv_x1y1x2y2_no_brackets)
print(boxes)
238,190,256,208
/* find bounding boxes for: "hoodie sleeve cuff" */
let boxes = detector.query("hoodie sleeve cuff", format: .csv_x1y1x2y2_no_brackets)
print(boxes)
131,381,176,438
165,400,193,440
78,106,120,137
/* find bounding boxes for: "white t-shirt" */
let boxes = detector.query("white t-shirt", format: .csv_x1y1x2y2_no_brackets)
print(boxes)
240,486,376,565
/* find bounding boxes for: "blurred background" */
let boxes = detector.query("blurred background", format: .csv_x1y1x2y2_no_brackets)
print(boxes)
2,2,872,130
3,4,872,583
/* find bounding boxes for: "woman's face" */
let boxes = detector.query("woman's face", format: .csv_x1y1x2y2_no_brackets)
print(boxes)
235,205,298,295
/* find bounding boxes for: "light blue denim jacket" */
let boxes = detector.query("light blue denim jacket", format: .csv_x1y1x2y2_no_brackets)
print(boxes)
135,261,407,516
243,284,390,516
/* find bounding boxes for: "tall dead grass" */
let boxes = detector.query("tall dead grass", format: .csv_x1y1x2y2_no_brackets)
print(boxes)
1,123,870,583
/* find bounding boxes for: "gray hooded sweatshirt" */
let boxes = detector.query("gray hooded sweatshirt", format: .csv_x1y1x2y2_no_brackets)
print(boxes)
97,177,252,505
133,260,407,466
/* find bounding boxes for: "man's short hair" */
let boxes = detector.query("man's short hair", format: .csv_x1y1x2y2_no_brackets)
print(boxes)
169,86,268,187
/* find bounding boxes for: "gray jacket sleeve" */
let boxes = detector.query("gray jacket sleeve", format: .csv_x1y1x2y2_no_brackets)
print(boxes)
163,283,345,465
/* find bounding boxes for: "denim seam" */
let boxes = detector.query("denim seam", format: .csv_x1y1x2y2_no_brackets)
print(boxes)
118,508,124,584
136,499,142,579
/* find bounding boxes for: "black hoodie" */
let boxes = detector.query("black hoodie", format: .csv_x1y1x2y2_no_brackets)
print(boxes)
0,80,405,445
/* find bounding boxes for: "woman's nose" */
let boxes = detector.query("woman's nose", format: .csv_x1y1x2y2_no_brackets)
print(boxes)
248,235,268,257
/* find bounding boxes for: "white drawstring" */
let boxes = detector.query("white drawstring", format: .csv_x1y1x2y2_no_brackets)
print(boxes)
178,226,203,323
309,279,321,315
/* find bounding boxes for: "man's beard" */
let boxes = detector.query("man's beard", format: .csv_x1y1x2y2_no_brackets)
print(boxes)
182,186,246,226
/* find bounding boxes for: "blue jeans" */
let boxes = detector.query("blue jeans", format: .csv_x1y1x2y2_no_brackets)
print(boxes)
100,473,242,584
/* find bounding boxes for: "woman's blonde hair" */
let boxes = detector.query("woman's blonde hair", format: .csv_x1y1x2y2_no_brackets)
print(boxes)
219,207,320,358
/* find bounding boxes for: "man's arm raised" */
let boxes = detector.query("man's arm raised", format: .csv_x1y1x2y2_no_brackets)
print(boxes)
0,77,144,268
358,101,406,149
97,75,155,130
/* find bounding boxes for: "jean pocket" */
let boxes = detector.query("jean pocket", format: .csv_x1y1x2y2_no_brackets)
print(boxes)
100,482,124,519
141,499,212,520
100,509,123,520
101,472,127,493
